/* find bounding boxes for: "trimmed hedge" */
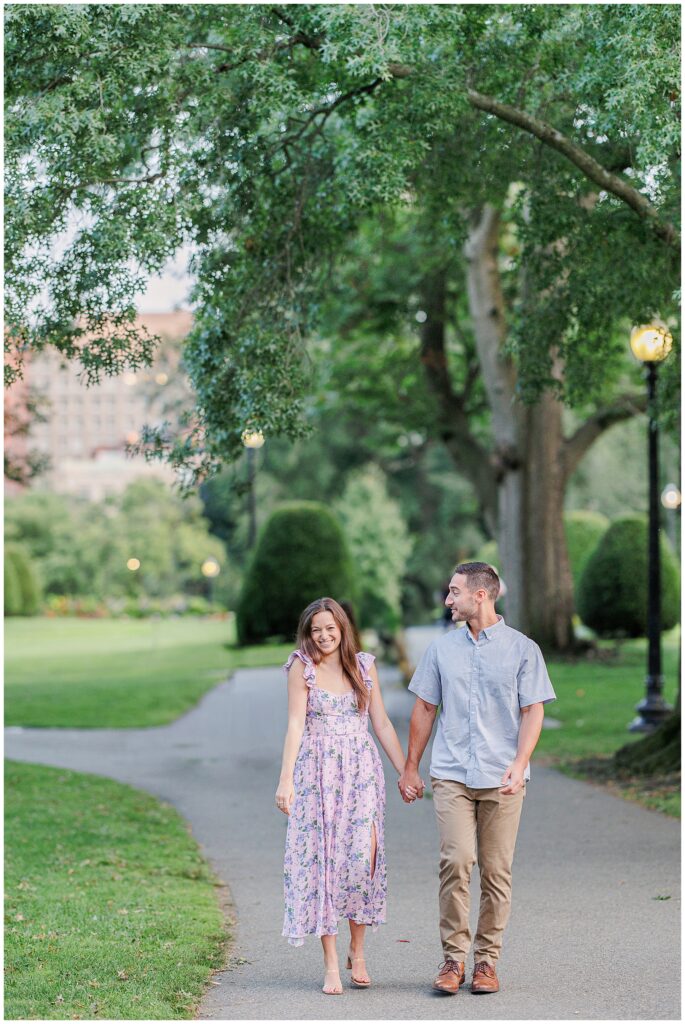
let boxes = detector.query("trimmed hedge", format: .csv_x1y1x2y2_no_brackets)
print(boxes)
236,502,356,645
5,544,41,616
577,515,680,637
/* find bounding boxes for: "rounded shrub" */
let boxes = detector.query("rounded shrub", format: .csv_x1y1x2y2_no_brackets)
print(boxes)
237,502,356,645
564,510,610,591
577,515,680,637
5,544,41,616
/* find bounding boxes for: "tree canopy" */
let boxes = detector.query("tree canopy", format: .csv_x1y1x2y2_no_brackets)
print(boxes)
6,4,680,481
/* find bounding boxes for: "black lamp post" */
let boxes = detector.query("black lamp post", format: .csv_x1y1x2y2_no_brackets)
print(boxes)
241,429,265,549
201,557,221,604
628,323,674,733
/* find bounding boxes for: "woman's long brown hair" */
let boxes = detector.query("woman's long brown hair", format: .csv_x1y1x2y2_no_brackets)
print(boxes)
297,597,368,711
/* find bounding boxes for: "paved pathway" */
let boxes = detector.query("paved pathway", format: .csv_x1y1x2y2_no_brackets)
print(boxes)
5,629,680,1019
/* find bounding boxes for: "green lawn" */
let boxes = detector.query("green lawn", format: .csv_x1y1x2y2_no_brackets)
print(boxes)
5,761,226,1020
537,628,680,762
537,629,680,817
5,617,292,728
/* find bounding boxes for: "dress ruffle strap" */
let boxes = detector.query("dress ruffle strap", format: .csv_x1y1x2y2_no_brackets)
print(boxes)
356,651,376,690
283,649,316,687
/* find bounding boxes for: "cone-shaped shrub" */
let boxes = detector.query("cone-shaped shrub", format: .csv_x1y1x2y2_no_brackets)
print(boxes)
577,515,680,637
5,544,41,616
237,502,356,645
4,555,22,616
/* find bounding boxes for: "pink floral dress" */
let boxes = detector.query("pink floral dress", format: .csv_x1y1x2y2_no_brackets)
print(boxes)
282,649,387,946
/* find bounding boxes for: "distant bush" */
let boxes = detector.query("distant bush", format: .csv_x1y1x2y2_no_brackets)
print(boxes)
475,512,610,600
564,510,610,591
45,595,112,618
577,515,680,637
43,594,227,618
5,545,41,616
4,556,22,616
335,466,412,633
5,482,227,600
237,502,356,645
474,540,500,570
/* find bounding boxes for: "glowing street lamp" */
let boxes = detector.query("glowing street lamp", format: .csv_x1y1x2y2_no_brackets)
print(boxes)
201,557,221,578
628,321,674,732
241,429,265,449
629,323,673,363
661,483,682,510
661,483,681,555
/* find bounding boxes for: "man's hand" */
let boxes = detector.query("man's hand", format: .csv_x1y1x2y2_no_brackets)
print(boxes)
500,760,525,795
398,765,425,803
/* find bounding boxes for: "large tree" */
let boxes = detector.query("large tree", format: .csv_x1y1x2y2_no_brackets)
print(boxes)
6,4,680,649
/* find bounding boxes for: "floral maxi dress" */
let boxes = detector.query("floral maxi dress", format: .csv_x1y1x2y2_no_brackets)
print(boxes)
282,649,387,946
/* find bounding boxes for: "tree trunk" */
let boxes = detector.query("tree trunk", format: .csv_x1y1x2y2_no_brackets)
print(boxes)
421,204,644,653
464,205,576,651
520,396,576,649
613,710,681,775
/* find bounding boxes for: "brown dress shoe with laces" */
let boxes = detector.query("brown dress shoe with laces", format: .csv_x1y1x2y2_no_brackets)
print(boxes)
471,961,499,993
433,958,466,994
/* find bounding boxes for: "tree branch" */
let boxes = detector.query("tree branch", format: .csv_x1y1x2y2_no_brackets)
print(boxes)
49,173,164,199
466,88,679,249
419,270,498,526
562,391,648,482
274,78,384,153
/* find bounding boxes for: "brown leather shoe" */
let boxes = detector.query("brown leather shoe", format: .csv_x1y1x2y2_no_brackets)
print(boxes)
471,961,499,993
433,958,466,994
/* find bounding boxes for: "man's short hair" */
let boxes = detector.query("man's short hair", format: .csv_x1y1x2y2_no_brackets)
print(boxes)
453,562,500,603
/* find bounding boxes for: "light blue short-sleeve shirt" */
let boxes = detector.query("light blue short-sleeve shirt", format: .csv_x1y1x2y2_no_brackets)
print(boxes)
408,617,556,788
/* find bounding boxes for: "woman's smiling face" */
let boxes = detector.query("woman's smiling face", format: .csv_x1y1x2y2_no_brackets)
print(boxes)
310,611,341,655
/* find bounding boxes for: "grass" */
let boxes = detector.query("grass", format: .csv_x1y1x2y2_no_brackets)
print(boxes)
536,628,680,817
4,761,227,1020
5,617,292,728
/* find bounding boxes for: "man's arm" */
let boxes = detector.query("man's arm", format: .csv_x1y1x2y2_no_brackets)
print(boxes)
398,697,437,801
500,702,545,795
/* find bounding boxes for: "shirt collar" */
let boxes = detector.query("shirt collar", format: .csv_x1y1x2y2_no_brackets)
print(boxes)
464,615,505,643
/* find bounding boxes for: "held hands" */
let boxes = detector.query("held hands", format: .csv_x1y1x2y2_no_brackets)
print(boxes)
275,779,294,815
499,760,525,795
397,765,425,804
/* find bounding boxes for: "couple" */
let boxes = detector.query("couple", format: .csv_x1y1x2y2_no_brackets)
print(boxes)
275,562,556,995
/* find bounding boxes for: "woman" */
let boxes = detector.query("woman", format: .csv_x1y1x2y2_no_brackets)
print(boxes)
275,597,413,994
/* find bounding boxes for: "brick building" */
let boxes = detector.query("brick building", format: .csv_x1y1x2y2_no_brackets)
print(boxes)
5,310,193,501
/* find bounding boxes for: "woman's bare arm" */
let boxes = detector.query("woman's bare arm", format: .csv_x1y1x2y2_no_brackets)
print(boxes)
275,660,308,815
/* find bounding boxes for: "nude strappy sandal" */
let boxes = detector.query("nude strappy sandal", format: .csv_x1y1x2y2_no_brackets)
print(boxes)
346,953,371,988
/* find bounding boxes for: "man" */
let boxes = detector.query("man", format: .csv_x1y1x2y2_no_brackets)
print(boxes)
398,562,556,995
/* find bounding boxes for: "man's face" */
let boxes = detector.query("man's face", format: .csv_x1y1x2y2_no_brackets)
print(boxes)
444,574,480,622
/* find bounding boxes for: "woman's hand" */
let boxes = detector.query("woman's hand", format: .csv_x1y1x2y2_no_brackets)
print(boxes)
398,764,425,803
275,780,295,815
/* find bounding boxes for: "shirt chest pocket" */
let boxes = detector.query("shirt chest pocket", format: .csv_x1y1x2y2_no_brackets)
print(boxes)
480,667,518,706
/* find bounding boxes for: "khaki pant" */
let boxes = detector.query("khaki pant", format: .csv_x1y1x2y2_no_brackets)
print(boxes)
431,778,525,966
